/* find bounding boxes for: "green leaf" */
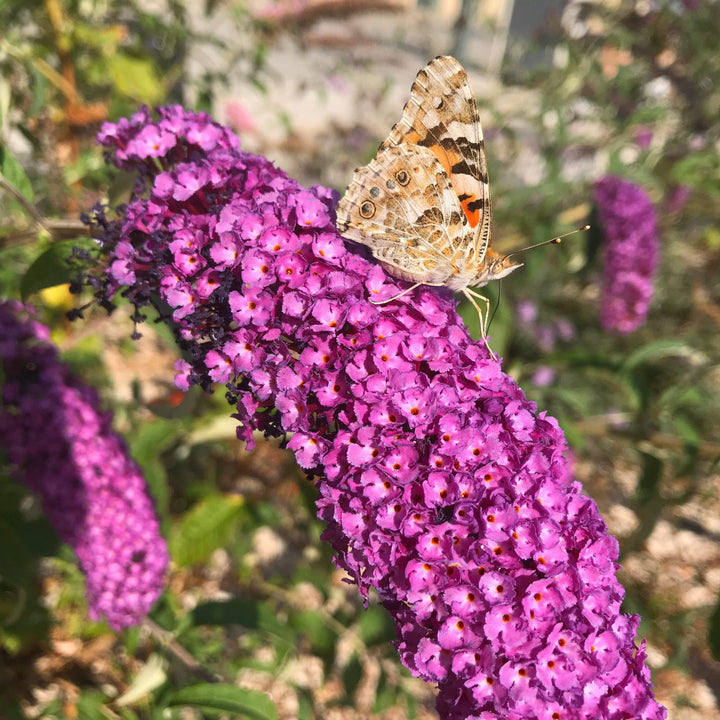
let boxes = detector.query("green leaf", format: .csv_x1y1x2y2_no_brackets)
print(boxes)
191,598,294,642
671,415,701,449
166,683,276,720
709,592,720,661
341,652,363,697
291,609,337,656
296,691,313,720
128,419,178,519
168,494,243,567
634,451,664,506
620,339,694,373
75,690,112,720
0,517,40,584
657,384,704,416
372,667,397,713
0,80,11,130
0,145,33,202
544,386,593,417
29,67,48,117
358,605,395,646
20,238,99,301
556,416,585,450
107,55,164,105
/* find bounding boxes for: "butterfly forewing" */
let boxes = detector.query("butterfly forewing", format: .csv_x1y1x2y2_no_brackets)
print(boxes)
336,143,474,285
379,56,492,265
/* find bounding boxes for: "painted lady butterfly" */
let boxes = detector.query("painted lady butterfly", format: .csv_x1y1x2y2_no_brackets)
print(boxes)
336,55,522,343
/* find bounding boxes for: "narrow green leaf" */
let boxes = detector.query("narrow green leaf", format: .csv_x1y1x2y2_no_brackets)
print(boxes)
296,691,313,720
20,238,99,301
191,598,294,642
166,683,276,720
657,384,704,415
556,416,585,451
291,609,337,655
634,451,664,506
128,419,178,519
709,592,720,661
0,80,11,129
621,339,693,373
545,386,593,417
372,667,397,713
0,517,39,584
341,652,363,697
0,146,33,202
168,494,243,567
671,415,701,448
74,690,111,720
358,606,395,646
29,67,48,117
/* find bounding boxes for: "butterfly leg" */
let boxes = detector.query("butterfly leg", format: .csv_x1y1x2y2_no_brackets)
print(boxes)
368,282,425,306
463,287,498,361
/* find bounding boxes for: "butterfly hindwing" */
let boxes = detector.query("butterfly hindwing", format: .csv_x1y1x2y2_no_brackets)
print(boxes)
336,143,474,285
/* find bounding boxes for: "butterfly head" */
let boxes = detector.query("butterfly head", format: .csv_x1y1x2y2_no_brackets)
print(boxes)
472,253,522,288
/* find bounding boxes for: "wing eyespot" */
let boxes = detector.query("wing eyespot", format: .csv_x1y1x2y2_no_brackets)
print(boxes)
386,179,396,190
360,201,376,218
369,186,380,198
395,170,410,186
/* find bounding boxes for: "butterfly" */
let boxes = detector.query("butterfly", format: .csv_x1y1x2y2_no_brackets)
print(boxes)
336,55,523,347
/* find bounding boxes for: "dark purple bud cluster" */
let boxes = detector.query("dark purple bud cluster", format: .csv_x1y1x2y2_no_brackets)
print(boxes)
0,301,168,630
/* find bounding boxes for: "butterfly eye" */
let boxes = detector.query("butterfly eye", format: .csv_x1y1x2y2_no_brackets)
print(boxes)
360,201,376,218
395,170,410,186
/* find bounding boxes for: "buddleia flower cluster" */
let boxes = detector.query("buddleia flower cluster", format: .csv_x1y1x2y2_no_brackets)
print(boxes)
85,106,666,718
594,176,660,335
0,301,168,630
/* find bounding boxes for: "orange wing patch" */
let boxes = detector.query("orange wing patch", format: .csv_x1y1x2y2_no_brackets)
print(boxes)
459,193,481,228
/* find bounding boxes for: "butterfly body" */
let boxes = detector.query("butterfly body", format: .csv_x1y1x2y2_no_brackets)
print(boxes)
336,56,522,333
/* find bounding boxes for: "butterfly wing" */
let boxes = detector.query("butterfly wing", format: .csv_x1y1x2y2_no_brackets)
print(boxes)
336,143,475,285
380,55,492,266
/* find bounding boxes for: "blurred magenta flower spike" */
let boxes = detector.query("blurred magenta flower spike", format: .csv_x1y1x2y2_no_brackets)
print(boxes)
88,107,666,718
594,176,660,335
0,301,168,630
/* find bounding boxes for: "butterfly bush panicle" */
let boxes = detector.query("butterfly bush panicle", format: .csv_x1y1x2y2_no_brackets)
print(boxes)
0,301,168,630
89,106,666,719
594,176,660,334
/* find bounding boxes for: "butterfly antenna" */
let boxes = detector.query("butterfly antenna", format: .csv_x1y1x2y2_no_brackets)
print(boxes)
505,225,590,259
